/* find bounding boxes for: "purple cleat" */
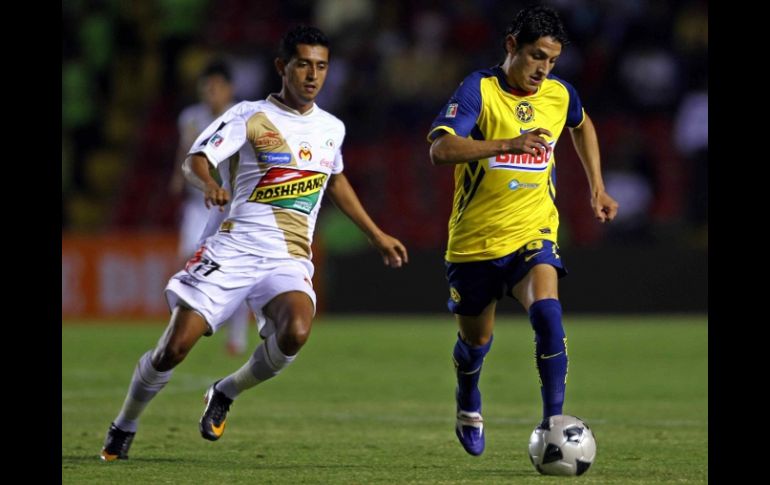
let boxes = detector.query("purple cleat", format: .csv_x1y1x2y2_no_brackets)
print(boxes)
455,409,485,456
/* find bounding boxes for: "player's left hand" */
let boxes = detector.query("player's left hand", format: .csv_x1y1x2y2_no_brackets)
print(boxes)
591,190,619,222
372,233,409,268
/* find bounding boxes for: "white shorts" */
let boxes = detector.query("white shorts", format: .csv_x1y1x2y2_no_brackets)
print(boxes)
164,237,316,337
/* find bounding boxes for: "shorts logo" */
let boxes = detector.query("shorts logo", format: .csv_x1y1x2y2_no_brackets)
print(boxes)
248,167,327,214
445,103,459,118
524,251,542,263
298,142,312,161
450,287,461,303
255,131,283,148
210,133,224,147
258,152,292,164
515,101,535,123
219,220,234,233
178,275,199,287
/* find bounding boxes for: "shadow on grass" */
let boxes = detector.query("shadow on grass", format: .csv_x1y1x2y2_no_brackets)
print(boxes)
62,454,185,464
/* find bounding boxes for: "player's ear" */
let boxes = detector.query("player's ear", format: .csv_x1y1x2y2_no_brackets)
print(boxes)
274,58,286,77
505,34,517,55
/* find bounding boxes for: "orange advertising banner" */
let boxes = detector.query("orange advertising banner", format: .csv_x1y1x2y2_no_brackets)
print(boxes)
62,232,180,319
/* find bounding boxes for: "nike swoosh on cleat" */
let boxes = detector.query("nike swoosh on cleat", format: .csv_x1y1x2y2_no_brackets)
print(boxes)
211,421,226,436
540,351,564,359
100,452,118,462
524,251,542,262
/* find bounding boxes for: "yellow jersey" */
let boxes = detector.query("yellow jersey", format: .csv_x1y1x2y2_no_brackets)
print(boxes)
428,66,585,262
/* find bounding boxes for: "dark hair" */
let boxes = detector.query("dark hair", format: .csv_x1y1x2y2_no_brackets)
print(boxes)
278,25,330,63
200,60,232,83
504,5,568,49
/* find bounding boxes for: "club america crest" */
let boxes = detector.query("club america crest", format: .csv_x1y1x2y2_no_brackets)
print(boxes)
515,101,535,123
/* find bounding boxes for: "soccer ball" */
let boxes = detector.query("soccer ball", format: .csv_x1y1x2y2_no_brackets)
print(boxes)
528,415,597,476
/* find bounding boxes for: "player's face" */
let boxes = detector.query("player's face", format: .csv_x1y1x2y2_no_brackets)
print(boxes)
506,35,562,92
278,44,329,110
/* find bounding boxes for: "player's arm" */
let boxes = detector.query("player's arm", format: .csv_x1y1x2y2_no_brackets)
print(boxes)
183,153,230,211
325,173,408,268
429,129,552,166
568,113,618,222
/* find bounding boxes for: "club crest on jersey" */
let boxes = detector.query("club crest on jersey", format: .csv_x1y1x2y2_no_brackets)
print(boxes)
445,103,459,118
248,167,327,214
489,141,555,172
298,142,312,161
515,101,535,123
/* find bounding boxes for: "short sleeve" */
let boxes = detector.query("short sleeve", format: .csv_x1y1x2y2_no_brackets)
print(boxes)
427,71,486,142
188,106,247,166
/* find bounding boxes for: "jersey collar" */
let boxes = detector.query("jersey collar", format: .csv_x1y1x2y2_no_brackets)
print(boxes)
493,65,536,97
267,94,316,116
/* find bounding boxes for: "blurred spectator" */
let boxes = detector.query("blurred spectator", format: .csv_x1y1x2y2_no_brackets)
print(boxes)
674,88,708,229
602,130,656,243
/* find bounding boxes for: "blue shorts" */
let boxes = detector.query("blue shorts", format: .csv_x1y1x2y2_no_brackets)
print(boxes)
445,240,567,316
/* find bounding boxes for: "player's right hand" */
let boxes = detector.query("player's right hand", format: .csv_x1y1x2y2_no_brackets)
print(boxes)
508,127,552,156
204,182,230,211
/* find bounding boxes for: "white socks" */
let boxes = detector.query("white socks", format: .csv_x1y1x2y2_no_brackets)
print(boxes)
114,351,174,433
216,334,296,400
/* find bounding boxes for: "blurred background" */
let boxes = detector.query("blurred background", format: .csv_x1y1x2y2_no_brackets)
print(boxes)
61,0,707,319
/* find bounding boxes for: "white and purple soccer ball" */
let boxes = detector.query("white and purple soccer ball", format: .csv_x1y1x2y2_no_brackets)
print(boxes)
528,415,597,476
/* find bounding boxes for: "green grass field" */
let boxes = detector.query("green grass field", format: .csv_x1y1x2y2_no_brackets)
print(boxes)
62,315,707,484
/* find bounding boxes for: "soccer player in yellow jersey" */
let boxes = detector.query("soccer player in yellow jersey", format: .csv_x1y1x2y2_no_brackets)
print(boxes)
427,6,618,456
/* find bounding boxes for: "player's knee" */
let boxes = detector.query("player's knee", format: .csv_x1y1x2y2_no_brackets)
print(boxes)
278,317,312,355
152,343,190,371
463,334,492,347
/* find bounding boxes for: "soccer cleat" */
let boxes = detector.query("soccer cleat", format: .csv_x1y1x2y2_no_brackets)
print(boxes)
199,381,233,441
455,410,485,456
100,423,135,461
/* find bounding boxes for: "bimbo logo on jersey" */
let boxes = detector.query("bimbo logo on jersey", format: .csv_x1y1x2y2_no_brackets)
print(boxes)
489,141,555,172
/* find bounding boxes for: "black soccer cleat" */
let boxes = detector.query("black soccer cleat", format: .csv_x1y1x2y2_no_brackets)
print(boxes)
100,422,135,461
199,381,233,441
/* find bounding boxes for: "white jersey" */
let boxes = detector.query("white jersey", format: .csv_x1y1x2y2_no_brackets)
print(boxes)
188,94,345,261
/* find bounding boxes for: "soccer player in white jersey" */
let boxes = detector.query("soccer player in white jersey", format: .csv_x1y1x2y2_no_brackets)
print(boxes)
169,60,251,356
100,25,409,461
